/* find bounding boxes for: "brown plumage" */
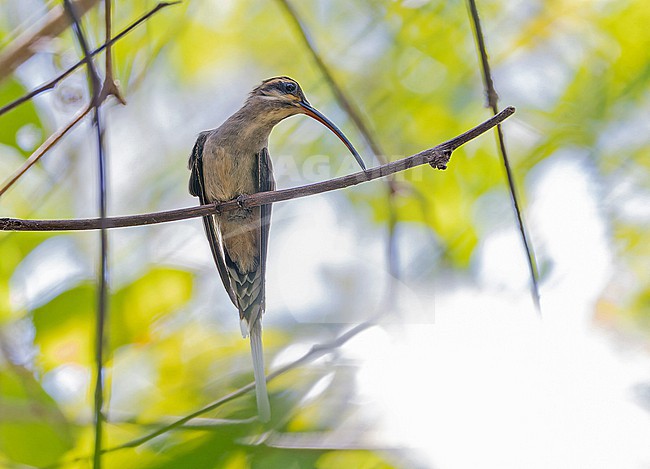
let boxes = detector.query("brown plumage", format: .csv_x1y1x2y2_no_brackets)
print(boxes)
188,77,365,422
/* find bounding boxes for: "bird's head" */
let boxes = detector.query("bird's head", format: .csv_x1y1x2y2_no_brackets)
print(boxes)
247,76,366,170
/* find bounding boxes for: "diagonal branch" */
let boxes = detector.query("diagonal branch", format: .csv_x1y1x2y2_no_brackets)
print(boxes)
0,107,515,232
112,320,374,454
43,319,377,469
466,0,541,313
64,0,101,94
0,2,179,117
3,105,515,463
0,2,179,195
0,104,91,197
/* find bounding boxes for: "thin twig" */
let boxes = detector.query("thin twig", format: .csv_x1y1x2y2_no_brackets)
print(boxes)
62,1,107,467
64,1,101,93
276,0,402,282
466,0,541,314
0,104,91,197
98,0,126,104
0,2,179,117
0,2,177,194
0,107,515,232
44,320,377,468
105,320,375,453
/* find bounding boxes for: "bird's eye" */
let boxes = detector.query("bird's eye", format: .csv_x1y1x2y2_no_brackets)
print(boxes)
283,82,297,93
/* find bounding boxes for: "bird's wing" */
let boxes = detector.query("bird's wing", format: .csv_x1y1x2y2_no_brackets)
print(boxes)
218,148,275,334
188,131,238,307
247,148,274,421
258,147,276,308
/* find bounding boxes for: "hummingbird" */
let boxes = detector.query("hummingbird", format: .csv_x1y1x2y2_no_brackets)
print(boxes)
188,76,365,422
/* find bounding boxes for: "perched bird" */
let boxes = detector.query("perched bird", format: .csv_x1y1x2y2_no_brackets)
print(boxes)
188,76,365,422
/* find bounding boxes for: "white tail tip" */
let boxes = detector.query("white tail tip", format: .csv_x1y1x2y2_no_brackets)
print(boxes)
240,318,249,338
249,320,270,422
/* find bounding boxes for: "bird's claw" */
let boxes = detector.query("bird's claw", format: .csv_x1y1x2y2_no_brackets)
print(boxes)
226,195,252,220
236,194,247,209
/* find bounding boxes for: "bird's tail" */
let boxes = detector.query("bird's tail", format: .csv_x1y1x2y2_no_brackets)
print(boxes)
249,320,271,422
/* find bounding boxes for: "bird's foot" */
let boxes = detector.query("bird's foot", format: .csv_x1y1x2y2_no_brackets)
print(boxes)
236,194,248,209
228,195,252,219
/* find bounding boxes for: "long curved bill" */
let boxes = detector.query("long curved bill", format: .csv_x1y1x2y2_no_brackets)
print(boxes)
298,100,367,171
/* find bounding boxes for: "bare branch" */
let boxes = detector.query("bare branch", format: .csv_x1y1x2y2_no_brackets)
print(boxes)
0,2,179,117
0,107,515,232
0,0,101,82
466,0,541,313
7,94,513,467
64,1,101,95
98,0,126,104
0,2,179,195
104,320,376,453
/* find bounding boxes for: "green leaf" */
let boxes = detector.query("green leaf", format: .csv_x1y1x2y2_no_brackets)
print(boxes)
0,79,44,156
0,366,73,466
316,450,396,469
31,268,193,370
0,233,50,323
32,284,95,370
110,267,193,349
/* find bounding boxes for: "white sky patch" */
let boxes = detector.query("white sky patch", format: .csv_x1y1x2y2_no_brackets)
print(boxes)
268,195,387,324
42,364,90,418
10,236,88,311
268,198,337,316
344,154,650,468
109,347,158,417
476,227,533,292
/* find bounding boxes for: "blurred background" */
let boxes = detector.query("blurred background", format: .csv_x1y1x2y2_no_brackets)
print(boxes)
1,0,649,467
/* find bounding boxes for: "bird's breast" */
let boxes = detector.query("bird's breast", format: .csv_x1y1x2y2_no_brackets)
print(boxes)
202,142,262,273
203,144,259,203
